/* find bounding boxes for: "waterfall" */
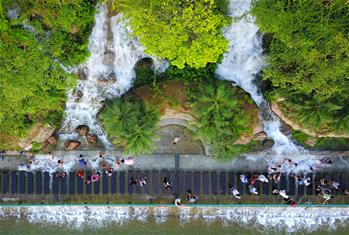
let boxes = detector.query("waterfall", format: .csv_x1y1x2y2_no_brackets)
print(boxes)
59,4,167,149
216,0,299,154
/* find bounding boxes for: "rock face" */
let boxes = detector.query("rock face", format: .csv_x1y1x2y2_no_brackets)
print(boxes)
65,140,81,150
28,124,55,143
18,124,55,149
271,102,349,138
76,125,90,136
87,133,98,144
252,131,268,141
262,138,275,148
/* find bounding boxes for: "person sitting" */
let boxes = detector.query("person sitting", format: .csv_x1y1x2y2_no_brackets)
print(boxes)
56,171,66,180
79,154,87,168
279,189,289,199
76,169,84,179
229,186,241,199
248,185,259,195
240,174,249,184
258,174,269,183
163,177,172,191
298,177,311,186
91,172,100,183
172,137,181,145
139,177,147,187
129,176,137,185
105,167,113,177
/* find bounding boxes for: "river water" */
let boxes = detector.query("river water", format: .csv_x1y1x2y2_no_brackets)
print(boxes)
1,206,349,234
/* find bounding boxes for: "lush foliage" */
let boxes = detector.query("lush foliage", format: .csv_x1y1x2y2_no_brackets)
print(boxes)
7,0,96,66
189,80,252,158
115,0,229,69
100,98,160,155
0,0,96,142
292,130,349,151
253,0,349,133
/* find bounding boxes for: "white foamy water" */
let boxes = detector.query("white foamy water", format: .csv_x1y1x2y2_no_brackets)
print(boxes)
1,206,348,233
60,4,167,148
216,0,299,155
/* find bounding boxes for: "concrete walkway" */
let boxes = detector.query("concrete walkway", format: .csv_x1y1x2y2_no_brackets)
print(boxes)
1,151,349,174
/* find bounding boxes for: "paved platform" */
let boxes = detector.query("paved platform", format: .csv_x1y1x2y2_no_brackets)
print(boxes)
1,170,348,199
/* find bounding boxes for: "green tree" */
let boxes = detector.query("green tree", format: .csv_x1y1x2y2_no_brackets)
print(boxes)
115,0,229,69
253,0,349,133
0,0,96,147
189,80,252,158
100,98,160,155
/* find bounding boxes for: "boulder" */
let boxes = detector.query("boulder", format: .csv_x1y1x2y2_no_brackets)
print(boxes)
279,122,292,136
76,90,83,98
77,70,87,80
76,125,90,136
47,136,57,145
262,138,275,148
87,133,98,144
18,141,31,149
252,131,267,141
20,124,55,144
64,140,81,150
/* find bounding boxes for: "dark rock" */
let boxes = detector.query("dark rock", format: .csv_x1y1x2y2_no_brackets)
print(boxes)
135,57,153,69
279,122,293,136
77,70,87,80
76,90,83,98
47,136,57,145
262,138,275,148
76,125,90,136
64,140,81,150
87,133,98,144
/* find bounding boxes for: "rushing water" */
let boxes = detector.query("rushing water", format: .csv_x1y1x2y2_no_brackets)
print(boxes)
1,206,349,234
216,0,299,155
59,4,167,148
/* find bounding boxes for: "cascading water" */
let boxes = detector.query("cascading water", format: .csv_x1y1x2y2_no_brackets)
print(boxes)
1,206,349,233
59,4,167,149
216,0,299,155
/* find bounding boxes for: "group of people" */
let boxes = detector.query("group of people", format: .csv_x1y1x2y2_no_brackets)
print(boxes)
52,153,135,184
226,157,345,205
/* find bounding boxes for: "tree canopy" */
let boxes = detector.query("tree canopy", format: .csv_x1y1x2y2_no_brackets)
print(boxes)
253,0,349,133
0,0,96,141
189,80,253,158
115,0,229,69
99,98,160,155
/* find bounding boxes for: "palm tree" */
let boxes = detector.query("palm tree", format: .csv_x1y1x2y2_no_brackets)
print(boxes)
189,80,250,158
99,98,160,155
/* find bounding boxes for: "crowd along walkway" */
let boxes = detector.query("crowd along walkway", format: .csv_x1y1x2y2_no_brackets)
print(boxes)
1,170,349,200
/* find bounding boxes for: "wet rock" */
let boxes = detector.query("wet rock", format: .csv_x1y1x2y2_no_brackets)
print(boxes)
262,138,274,148
97,71,116,85
64,140,81,150
279,122,292,136
76,125,90,136
135,57,153,69
77,70,87,80
252,131,267,141
47,136,57,145
87,133,98,144
76,90,83,98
